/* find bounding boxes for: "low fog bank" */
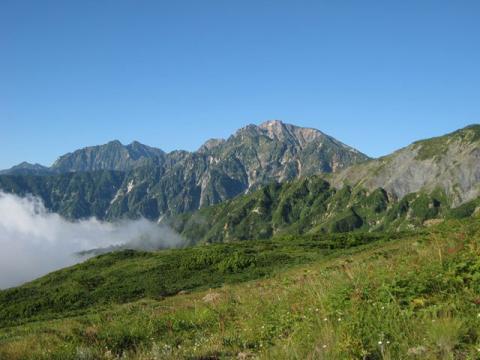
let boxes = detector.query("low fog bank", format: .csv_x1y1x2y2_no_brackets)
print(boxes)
0,192,185,289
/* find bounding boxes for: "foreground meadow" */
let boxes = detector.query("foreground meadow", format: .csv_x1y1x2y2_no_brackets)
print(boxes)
1,220,479,359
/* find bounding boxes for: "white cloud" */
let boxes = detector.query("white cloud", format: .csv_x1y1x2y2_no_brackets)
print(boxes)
0,192,184,289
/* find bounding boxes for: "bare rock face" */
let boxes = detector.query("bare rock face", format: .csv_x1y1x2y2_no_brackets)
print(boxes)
197,138,226,153
198,120,369,187
331,125,480,206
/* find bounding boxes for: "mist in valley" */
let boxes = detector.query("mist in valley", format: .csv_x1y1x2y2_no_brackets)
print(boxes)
0,191,184,289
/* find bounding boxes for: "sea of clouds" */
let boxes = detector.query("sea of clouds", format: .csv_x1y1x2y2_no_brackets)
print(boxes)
0,191,184,289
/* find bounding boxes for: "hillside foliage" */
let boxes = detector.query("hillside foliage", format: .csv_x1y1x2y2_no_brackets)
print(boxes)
1,220,479,359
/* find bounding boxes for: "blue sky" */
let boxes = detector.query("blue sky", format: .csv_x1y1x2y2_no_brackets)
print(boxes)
1,0,479,168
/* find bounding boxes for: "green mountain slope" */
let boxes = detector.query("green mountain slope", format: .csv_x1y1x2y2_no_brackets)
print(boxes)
169,175,479,243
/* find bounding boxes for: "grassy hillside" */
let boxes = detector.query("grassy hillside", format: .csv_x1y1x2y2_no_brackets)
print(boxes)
1,219,480,359
0,231,394,328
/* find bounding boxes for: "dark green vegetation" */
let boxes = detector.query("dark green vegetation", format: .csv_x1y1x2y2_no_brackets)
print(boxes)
1,220,480,359
0,231,396,328
0,171,125,219
171,176,477,243
0,121,368,220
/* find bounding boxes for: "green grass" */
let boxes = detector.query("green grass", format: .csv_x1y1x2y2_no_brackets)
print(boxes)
1,219,480,359
0,231,397,328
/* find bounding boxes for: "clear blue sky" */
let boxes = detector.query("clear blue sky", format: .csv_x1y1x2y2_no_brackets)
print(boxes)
1,0,479,168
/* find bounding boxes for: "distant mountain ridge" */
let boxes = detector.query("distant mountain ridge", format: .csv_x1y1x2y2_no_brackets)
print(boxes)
0,162,50,176
2,120,367,176
51,140,166,173
0,120,369,219
1,141,166,175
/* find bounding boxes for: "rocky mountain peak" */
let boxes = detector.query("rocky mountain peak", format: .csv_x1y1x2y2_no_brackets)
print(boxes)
258,120,292,140
256,120,342,151
258,119,285,129
198,138,226,153
128,140,142,147
106,140,124,147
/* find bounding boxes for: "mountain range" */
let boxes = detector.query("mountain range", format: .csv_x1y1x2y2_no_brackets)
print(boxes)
1,121,479,239
0,121,368,220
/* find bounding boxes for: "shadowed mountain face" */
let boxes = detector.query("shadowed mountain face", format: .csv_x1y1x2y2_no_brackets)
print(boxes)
0,121,369,220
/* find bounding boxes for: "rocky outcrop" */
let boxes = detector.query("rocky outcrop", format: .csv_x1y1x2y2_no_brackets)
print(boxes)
331,125,480,206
